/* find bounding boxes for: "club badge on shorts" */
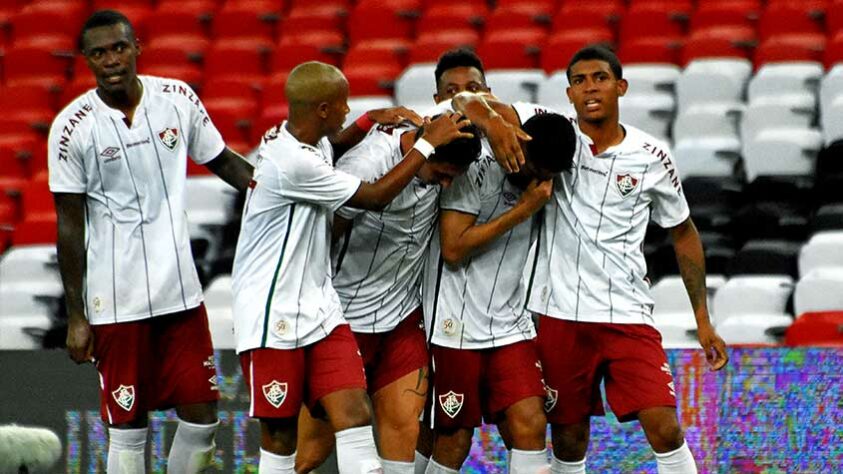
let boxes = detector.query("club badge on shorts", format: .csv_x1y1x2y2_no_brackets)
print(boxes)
544,386,559,412
111,384,135,411
262,380,288,409
438,391,464,418
158,127,180,151
615,173,640,198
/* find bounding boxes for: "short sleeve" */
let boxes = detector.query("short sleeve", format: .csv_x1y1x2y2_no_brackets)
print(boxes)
511,102,560,126
649,148,690,228
440,160,484,216
47,113,86,193
277,150,362,212
182,82,226,165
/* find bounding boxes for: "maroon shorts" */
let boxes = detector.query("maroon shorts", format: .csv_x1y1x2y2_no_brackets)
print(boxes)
93,304,219,425
354,308,429,394
536,316,677,424
239,324,367,419
429,340,546,429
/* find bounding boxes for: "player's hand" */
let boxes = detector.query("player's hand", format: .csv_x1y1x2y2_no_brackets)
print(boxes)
519,179,553,214
421,113,475,148
366,106,424,127
697,321,728,371
485,114,531,174
66,317,94,364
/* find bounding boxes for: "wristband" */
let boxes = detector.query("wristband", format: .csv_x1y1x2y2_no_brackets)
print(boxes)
412,138,435,160
355,113,375,132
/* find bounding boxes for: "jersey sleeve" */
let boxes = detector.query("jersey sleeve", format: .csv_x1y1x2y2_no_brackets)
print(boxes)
649,147,690,228
511,102,561,125
277,149,362,212
47,112,86,193
440,159,484,216
333,130,393,220
181,82,226,165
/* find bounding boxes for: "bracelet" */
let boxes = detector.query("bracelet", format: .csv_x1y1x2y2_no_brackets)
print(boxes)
355,113,375,132
412,138,435,160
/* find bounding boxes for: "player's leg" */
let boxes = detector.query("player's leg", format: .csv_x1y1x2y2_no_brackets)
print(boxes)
414,402,434,473
260,417,299,472
485,341,549,473
157,306,220,473
536,317,604,474
294,405,334,473
308,325,380,474
602,324,696,474
426,345,483,472
93,319,151,474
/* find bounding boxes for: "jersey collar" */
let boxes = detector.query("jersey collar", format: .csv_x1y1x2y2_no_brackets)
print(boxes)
280,120,322,153
91,76,148,126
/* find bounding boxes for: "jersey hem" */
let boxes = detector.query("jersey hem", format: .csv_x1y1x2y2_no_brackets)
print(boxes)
236,320,346,354
89,298,203,325
530,308,655,326
430,332,535,350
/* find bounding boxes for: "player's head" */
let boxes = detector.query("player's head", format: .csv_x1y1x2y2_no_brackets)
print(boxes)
79,10,141,96
565,45,627,125
509,113,576,188
286,61,350,136
417,118,481,188
434,48,490,104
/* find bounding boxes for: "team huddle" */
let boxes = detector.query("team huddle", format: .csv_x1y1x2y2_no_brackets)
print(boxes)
48,9,730,474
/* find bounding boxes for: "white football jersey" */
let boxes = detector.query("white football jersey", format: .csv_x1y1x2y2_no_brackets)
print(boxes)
423,152,537,349
514,103,691,326
48,75,226,325
332,125,440,333
231,122,362,353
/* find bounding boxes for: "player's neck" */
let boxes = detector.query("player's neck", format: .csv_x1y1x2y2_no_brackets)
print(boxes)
284,119,322,147
579,117,625,155
96,78,142,125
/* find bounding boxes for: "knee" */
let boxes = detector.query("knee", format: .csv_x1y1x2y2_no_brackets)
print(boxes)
649,421,684,453
380,414,420,440
507,413,548,447
330,396,373,432
552,424,589,461
295,448,329,473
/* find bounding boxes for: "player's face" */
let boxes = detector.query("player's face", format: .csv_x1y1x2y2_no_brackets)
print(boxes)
566,59,627,125
418,161,467,188
324,80,351,135
435,67,490,103
82,23,140,96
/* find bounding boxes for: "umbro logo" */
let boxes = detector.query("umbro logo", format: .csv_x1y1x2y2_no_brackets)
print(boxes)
100,146,121,163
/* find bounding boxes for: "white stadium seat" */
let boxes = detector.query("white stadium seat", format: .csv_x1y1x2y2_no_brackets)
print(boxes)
799,232,843,277
619,94,675,142
0,291,55,318
820,95,843,144
0,245,62,296
740,101,815,143
623,64,682,96
0,315,51,350
485,70,546,103
716,314,793,345
343,96,395,128
186,176,239,227
741,128,822,181
651,275,726,348
794,268,843,315
676,59,752,111
711,276,794,326
673,103,742,142
748,62,823,105
394,64,437,111
673,138,742,178
537,72,575,116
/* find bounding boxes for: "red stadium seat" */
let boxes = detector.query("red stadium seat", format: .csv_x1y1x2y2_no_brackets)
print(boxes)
144,10,207,40
12,35,74,55
343,62,403,96
138,46,199,72
272,31,345,72
476,28,546,69
348,0,420,42
485,4,553,32
759,3,823,41
620,4,687,43
211,9,276,41
416,4,489,35
619,36,683,65
282,5,348,35
262,72,291,110
409,29,480,63
146,35,211,61
552,8,619,35
828,2,843,35
142,65,203,89
59,76,97,108
554,1,626,34
204,40,270,86
754,33,826,67
13,2,86,40
541,28,615,73
156,0,219,18
203,78,261,105
680,27,756,65
690,2,760,32
223,0,285,18
288,0,350,10
345,39,412,69
785,312,843,346
825,31,843,68
103,5,154,36
3,47,70,89
92,0,154,7
203,106,252,152
0,85,56,131
12,172,57,246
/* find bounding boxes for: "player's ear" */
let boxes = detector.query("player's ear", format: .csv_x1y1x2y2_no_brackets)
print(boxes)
566,86,573,103
433,93,441,103
316,101,330,119
617,78,628,97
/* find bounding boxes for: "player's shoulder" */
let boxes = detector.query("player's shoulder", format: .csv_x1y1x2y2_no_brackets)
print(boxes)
50,90,97,137
464,151,500,188
142,75,200,106
619,124,673,163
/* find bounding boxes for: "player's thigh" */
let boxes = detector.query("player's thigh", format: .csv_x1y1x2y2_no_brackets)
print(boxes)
365,309,429,395
429,345,483,431
603,324,676,423
372,367,428,427
308,325,370,430
484,340,547,417
92,320,151,426
239,348,306,419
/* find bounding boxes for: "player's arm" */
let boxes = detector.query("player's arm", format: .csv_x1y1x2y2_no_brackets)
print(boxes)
331,215,353,245
669,217,728,370
204,147,254,192
345,113,473,211
54,192,93,364
440,179,552,265
451,92,532,173
330,106,424,159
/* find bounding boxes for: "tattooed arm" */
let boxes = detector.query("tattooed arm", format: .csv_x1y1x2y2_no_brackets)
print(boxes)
670,217,729,370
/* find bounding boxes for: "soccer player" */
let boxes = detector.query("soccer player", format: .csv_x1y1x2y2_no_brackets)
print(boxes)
293,117,482,474
49,10,255,473
454,45,730,473
230,61,474,473
421,113,576,474
433,48,492,103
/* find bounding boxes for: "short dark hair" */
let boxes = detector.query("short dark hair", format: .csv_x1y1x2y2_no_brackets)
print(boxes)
428,121,482,168
78,10,136,52
434,48,486,90
522,113,577,174
566,44,623,82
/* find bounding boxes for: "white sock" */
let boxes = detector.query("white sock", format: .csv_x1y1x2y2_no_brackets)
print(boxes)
550,455,586,474
414,451,429,474
107,427,147,474
381,458,415,474
424,459,459,474
335,426,382,474
654,442,697,474
259,448,295,473
510,448,549,473
167,419,219,473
